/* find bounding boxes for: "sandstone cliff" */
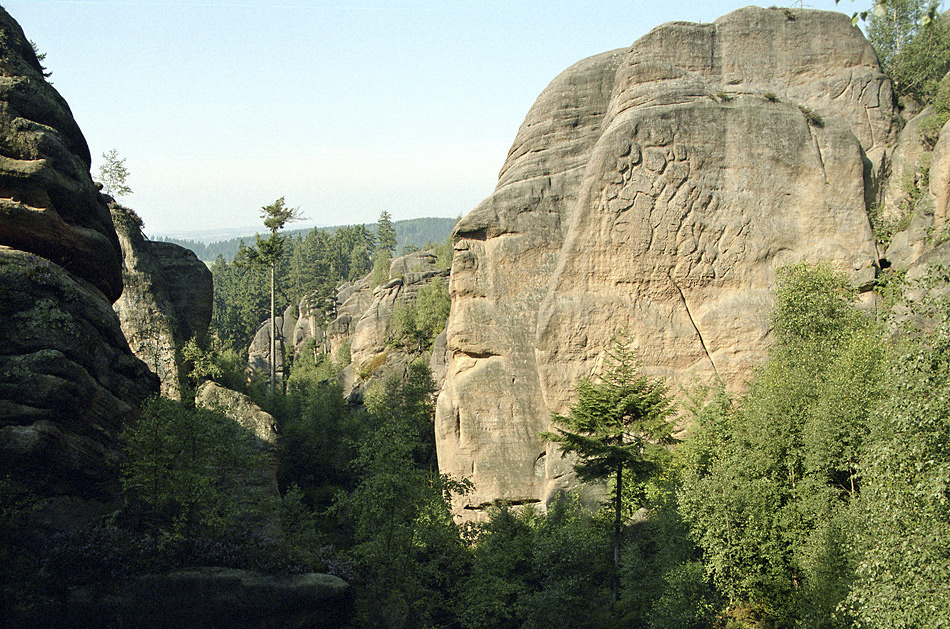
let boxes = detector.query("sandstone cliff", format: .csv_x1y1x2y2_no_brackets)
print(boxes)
0,7,158,523
249,250,450,397
437,7,897,517
112,204,213,400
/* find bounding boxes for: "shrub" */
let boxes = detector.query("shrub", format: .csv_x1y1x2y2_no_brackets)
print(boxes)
798,105,824,128
121,397,268,538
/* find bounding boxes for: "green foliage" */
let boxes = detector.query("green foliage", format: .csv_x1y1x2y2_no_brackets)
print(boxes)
459,496,616,629
180,336,223,388
543,334,675,499
162,217,456,264
278,375,361,510
97,148,132,198
370,248,390,288
433,234,454,270
679,263,885,627
518,495,614,629
376,210,398,257
876,4,950,103
260,196,303,234
868,0,937,69
389,278,451,353
919,74,950,148
845,288,950,627
798,105,825,128
29,40,51,78
543,333,675,601
344,361,472,627
764,91,779,102
618,484,721,629
210,247,272,351
772,262,862,344
459,505,537,629
121,397,268,539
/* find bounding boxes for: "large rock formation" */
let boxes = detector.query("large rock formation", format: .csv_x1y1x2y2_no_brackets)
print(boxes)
0,6,158,522
112,204,213,399
195,381,283,535
251,250,451,397
436,7,894,517
66,567,350,629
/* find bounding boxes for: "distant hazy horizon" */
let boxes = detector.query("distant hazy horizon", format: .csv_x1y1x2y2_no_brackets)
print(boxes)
7,0,874,234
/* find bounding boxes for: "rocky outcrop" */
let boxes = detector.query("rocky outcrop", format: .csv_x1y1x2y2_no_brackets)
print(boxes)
436,7,893,517
112,204,213,399
0,8,123,302
196,381,282,535
0,6,158,522
65,568,350,629
251,251,451,398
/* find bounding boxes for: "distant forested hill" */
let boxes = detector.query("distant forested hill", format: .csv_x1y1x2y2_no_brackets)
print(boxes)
158,216,458,262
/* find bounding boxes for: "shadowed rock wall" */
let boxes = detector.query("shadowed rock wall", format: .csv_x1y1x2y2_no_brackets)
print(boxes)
0,7,158,523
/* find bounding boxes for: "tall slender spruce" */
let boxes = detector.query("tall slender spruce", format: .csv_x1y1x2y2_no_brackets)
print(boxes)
542,334,675,601
246,197,303,394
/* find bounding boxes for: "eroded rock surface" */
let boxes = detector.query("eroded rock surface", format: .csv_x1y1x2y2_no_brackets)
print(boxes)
195,381,282,535
112,205,213,399
251,250,451,398
437,7,891,516
66,568,350,629
0,7,158,520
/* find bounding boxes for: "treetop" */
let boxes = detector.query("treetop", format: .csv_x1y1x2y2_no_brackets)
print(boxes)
261,197,304,233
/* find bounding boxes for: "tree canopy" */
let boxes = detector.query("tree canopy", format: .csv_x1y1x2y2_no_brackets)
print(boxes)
543,334,675,600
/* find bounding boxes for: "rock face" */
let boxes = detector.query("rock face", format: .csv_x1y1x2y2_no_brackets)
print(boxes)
195,381,282,535
251,250,451,397
112,204,213,399
0,7,158,519
436,7,893,516
0,9,123,302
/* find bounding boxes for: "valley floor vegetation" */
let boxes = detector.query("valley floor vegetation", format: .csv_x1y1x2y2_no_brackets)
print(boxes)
5,252,950,628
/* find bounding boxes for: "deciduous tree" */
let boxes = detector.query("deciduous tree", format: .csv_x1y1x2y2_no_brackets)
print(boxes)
97,148,132,198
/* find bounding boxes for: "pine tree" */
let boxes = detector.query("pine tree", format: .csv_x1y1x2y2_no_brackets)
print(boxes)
245,197,303,394
542,334,675,601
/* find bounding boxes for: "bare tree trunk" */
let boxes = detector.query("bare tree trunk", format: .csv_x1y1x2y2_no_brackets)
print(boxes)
613,465,622,602
269,262,275,396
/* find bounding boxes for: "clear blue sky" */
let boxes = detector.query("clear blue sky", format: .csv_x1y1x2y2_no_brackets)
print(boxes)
7,0,874,237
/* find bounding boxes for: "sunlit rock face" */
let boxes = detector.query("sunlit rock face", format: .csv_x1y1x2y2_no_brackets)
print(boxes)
0,7,158,524
113,204,213,400
437,7,893,518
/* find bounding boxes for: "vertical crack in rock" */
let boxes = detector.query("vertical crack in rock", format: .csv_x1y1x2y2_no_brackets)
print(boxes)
669,274,722,384
808,125,828,183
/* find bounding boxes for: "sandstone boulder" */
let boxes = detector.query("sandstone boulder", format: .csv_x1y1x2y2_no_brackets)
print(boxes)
65,568,350,629
0,7,123,301
195,381,282,535
437,7,890,517
0,248,158,508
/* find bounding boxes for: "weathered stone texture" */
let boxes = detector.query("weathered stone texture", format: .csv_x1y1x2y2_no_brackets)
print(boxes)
0,7,158,521
0,248,157,502
64,568,350,629
112,205,213,399
0,7,123,302
437,7,891,516
196,381,282,535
